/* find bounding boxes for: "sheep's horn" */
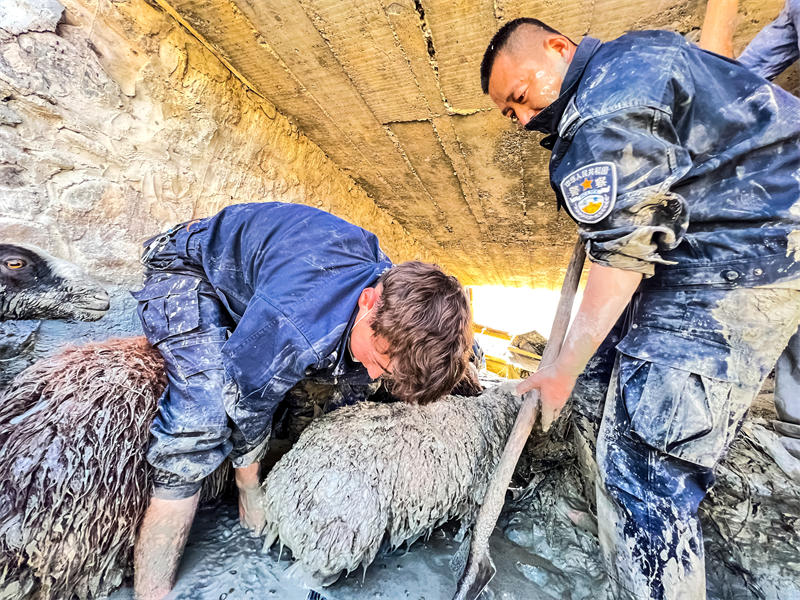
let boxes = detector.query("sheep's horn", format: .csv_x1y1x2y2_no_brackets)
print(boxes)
453,238,586,600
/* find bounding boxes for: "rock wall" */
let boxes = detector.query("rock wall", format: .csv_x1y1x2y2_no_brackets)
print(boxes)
0,0,426,288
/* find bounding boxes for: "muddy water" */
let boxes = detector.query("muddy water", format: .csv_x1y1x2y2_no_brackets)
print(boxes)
108,501,558,600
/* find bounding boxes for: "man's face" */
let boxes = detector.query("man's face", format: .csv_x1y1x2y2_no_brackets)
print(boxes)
349,285,393,379
488,34,574,127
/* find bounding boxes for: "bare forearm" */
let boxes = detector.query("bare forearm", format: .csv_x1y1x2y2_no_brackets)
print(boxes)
700,0,739,57
134,493,200,600
516,263,642,430
555,263,642,378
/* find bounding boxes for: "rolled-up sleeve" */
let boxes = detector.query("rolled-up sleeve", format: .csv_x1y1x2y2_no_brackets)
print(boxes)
738,1,799,81
556,106,691,277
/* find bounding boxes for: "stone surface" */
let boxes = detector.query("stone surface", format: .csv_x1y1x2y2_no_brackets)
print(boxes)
0,0,425,291
150,0,794,288
1,0,794,290
0,0,64,35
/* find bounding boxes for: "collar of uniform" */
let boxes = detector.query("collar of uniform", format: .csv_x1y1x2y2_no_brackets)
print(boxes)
331,300,368,377
301,314,375,390
525,36,602,136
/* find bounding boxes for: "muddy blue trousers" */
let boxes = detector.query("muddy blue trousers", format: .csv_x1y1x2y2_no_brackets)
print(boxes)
774,329,800,459
134,251,258,500
594,286,800,600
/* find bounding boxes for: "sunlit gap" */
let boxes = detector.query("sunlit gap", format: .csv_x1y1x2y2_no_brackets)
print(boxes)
469,285,585,378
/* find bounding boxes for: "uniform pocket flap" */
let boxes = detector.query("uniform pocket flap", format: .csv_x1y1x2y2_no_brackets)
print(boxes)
131,275,200,301
133,275,202,345
616,326,737,383
627,363,714,455
161,332,226,379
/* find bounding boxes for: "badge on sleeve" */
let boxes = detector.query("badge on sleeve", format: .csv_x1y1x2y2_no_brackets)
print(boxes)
559,162,617,224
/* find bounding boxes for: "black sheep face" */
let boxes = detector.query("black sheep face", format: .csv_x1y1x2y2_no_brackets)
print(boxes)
0,244,110,321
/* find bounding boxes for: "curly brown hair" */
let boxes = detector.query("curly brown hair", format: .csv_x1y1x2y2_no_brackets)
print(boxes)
371,261,473,404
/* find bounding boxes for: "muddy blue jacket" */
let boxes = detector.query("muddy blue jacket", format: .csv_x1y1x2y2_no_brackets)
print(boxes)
738,0,799,81
176,203,392,414
528,31,800,288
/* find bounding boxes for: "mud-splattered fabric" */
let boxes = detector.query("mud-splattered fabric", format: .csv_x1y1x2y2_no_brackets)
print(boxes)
596,287,800,599
134,270,246,499
738,0,800,81
133,203,390,499
529,31,800,287
775,328,800,463
738,0,800,485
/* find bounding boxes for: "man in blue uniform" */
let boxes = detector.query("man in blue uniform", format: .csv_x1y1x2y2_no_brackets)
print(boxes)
481,18,800,599
132,202,474,600
701,0,800,473
738,0,800,78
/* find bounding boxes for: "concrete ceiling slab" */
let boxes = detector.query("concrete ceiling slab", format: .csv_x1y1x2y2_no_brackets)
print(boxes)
158,0,788,288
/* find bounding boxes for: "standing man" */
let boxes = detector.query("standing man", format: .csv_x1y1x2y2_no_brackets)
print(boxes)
132,202,474,600
701,0,800,469
481,18,800,600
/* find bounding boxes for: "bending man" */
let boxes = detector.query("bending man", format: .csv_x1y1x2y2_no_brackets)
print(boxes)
132,201,474,599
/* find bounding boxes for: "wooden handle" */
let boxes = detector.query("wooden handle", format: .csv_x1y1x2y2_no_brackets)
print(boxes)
453,238,586,600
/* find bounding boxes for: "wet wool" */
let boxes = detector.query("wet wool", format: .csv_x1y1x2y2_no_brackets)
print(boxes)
0,338,227,600
260,385,523,586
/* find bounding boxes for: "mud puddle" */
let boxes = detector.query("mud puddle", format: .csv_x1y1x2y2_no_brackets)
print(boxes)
109,500,556,600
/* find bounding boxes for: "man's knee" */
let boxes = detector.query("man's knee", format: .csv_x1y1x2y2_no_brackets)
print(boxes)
596,432,712,600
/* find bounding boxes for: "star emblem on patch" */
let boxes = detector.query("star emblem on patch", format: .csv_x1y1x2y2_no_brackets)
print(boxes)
559,162,618,224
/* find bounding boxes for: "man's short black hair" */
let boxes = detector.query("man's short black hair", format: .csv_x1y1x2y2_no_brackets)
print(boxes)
480,18,572,94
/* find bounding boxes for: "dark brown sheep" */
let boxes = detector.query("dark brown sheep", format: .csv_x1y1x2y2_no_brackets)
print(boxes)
0,337,227,600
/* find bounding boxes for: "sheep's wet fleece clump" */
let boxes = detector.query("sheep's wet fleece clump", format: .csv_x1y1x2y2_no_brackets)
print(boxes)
0,338,228,600
260,385,522,586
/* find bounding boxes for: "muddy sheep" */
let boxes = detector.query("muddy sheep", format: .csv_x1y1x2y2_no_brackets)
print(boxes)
261,384,522,587
0,243,112,386
0,243,110,322
0,337,228,600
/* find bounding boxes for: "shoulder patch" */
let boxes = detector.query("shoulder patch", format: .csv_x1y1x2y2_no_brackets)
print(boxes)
559,162,617,224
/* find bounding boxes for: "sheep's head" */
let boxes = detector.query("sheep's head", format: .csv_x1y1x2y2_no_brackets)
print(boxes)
0,244,110,321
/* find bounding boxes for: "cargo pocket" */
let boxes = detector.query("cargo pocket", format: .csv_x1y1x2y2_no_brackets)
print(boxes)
161,330,227,382
617,329,755,468
132,275,201,345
